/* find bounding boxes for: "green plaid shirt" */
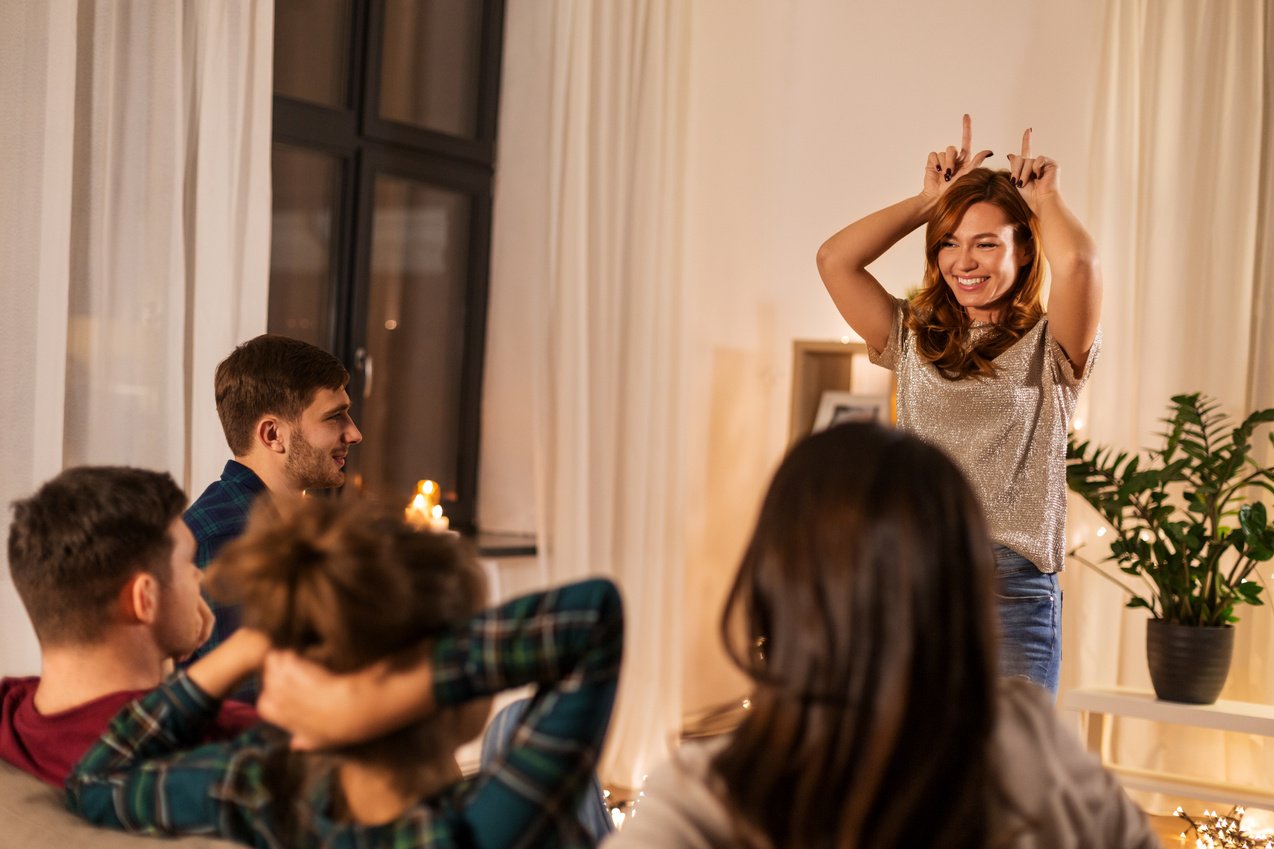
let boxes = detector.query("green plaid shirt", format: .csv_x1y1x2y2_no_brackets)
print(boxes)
67,579,623,849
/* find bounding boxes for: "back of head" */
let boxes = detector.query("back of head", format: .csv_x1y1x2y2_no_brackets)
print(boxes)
215,334,350,456
207,498,485,769
7,467,185,647
910,167,1046,379
713,422,998,849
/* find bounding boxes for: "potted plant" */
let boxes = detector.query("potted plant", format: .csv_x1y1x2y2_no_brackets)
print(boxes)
1067,393,1274,704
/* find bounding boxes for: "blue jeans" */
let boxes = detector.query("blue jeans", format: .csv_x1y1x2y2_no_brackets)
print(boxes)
993,545,1061,698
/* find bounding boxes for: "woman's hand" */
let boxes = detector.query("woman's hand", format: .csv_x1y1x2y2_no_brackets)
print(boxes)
1007,128,1060,209
922,113,993,201
258,649,438,750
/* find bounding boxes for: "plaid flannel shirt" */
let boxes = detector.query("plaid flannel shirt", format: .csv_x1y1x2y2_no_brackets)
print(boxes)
180,460,266,695
67,579,623,849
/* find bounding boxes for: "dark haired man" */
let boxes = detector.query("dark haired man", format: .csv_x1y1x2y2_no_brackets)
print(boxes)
0,467,255,786
183,335,362,672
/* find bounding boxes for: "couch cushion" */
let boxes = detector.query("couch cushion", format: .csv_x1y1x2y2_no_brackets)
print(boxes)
0,760,242,848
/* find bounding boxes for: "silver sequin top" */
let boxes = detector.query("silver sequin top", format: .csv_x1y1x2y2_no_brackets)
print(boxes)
869,298,1100,574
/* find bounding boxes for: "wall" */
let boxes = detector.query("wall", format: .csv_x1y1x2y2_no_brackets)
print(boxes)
676,1,1106,712
478,0,1107,714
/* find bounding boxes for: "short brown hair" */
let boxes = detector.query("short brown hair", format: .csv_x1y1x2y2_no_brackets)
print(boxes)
8,467,186,646
215,335,350,456
207,498,485,769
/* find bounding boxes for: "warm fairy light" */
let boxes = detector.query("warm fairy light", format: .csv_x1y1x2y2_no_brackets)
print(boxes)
1177,805,1274,848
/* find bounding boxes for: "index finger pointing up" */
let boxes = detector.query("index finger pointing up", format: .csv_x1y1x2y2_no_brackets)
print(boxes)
1020,127,1032,159
961,113,972,159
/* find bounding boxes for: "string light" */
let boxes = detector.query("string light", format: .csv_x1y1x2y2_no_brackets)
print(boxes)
1176,805,1274,848
604,779,647,830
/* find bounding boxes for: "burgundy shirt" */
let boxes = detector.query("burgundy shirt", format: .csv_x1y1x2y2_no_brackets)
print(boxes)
0,676,258,787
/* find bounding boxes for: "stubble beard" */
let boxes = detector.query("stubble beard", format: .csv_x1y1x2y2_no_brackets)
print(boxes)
285,430,345,490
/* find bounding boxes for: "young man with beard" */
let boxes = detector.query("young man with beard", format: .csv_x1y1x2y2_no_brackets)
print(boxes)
182,335,362,680
0,467,256,787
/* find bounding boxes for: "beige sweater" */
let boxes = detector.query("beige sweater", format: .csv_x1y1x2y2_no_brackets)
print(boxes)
605,679,1156,849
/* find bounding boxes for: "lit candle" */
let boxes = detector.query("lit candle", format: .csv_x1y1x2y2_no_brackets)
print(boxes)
429,503,449,532
404,493,431,529
416,480,440,512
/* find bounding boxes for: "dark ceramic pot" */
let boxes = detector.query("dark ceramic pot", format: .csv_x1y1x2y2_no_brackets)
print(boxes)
1146,619,1235,704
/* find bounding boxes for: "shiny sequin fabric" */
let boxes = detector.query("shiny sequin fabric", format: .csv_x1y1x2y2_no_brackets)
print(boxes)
869,298,1099,574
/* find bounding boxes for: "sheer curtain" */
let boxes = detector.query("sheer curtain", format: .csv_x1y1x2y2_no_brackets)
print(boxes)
1064,0,1273,807
488,0,691,790
0,0,272,675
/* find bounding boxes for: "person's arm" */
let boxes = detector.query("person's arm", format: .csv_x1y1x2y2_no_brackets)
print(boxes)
258,579,624,848
65,629,271,837
446,578,623,849
817,113,992,351
1009,128,1102,373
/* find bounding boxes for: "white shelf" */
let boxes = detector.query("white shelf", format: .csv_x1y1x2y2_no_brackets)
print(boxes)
1063,685,1274,807
1062,686,1274,736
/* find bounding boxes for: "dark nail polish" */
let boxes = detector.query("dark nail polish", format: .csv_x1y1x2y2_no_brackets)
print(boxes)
944,174,951,182
936,164,942,172
987,152,994,157
944,169,952,179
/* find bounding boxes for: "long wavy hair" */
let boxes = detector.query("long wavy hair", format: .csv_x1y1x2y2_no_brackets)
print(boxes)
711,423,999,849
907,168,1045,379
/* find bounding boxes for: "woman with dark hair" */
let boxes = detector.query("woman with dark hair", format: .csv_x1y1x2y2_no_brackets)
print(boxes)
815,115,1102,695
607,423,1153,849
66,499,623,849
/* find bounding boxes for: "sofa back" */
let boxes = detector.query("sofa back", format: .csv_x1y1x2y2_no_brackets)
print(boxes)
0,760,242,848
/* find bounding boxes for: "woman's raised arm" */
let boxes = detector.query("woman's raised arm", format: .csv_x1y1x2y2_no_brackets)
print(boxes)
816,114,991,352
1009,128,1102,373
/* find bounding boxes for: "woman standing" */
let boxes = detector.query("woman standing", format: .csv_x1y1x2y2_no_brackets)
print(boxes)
814,115,1101,695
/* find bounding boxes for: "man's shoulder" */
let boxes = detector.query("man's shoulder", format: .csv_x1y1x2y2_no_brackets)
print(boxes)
184,462,266,548
0,681,143,787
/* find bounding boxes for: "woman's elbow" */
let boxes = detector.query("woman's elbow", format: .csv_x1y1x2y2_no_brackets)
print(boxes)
817,239,862,282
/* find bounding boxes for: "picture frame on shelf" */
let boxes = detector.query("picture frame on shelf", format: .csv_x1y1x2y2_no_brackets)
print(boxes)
811,391,891,432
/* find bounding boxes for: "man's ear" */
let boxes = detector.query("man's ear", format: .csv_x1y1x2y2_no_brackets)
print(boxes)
257,416,288,455
122,572,161,626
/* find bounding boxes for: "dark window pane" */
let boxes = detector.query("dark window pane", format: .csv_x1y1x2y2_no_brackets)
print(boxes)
357,175,471,504
274,0,352,108
379,0,483,137
268,145,341,347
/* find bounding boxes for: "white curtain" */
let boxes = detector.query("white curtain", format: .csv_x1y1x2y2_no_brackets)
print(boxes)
0,0,273,675
499,0,691,791
1064,0,1274,809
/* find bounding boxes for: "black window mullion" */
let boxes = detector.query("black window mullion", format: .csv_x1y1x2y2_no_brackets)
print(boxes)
270,0,505,529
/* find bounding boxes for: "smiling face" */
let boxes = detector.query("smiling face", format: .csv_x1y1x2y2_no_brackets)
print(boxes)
938,201,1030,323
283,387,363,490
